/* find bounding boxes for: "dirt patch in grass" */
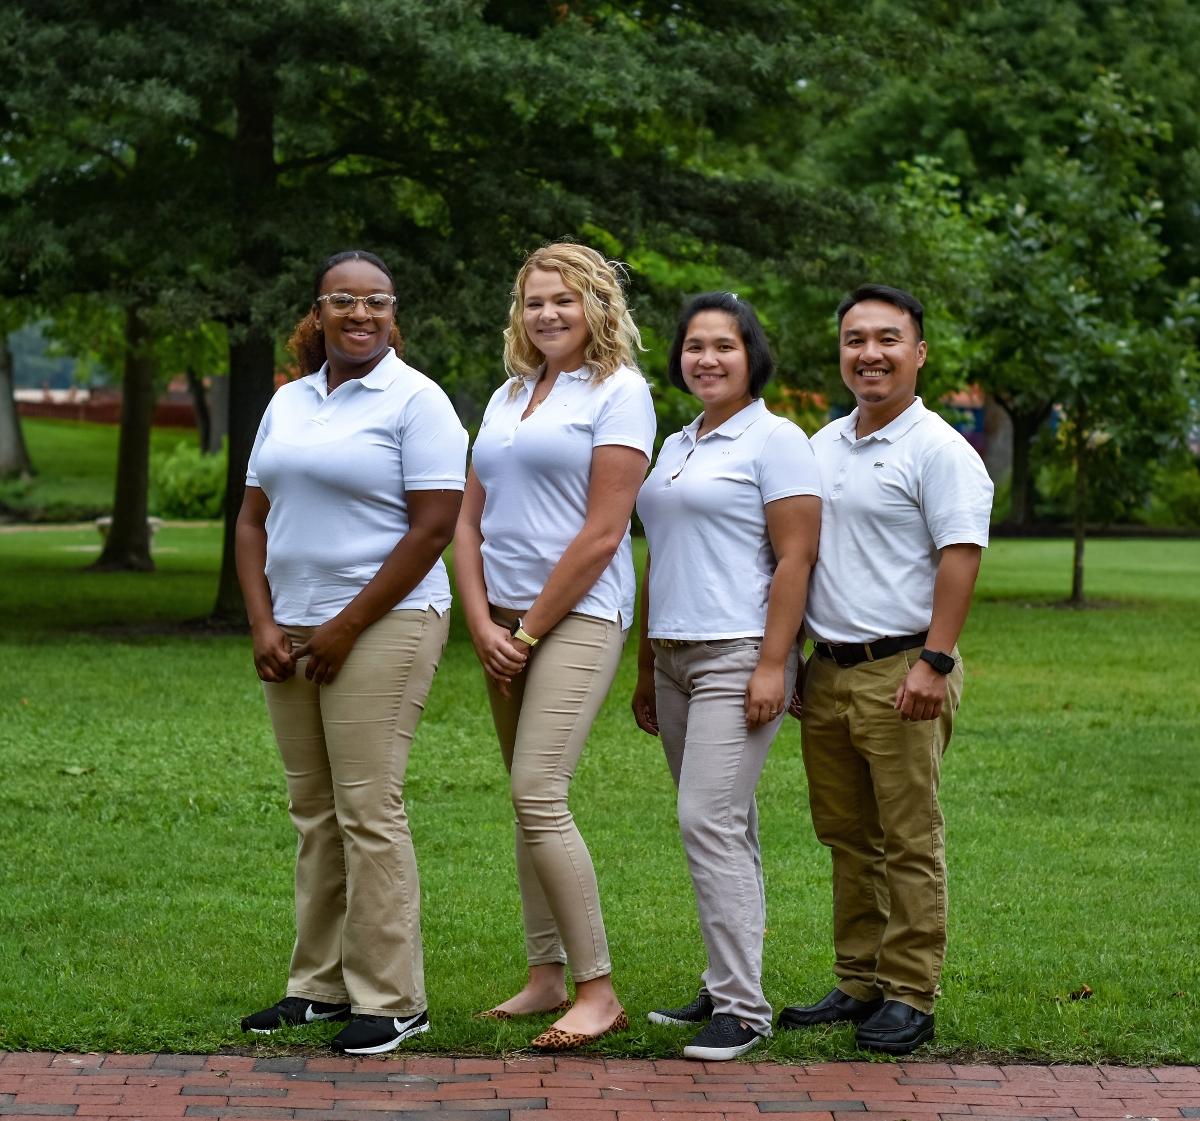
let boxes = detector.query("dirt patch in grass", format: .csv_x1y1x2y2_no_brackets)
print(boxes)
988,597,1143,610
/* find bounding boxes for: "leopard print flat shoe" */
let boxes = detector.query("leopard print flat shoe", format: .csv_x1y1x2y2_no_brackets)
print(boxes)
529,1008,629,1050
474,999,573,1021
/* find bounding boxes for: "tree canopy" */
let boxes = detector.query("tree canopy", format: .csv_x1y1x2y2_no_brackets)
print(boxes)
1,0,1198,604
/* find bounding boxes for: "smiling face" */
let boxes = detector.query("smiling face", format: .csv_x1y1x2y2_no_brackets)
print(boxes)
680,310,752,407
838,299,926,408
315,259,395,371
521,268,590,370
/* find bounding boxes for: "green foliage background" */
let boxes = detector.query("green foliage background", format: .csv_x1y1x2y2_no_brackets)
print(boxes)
3,0,1199,524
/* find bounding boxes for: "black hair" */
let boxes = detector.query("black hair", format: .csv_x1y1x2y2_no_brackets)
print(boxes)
836,283,924,341
667,291,775,398
313,250,395,302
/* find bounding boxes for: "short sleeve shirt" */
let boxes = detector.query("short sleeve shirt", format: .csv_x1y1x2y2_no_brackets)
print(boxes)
246,350,468,625
804,397,994,644
636,398,822,640
471,364,656,625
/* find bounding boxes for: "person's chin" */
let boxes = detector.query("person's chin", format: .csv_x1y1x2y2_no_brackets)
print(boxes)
852,377,898,401
332,343,385,365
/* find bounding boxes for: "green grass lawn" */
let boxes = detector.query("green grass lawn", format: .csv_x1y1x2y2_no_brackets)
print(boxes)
0,418,198,522
0,528,1197,1063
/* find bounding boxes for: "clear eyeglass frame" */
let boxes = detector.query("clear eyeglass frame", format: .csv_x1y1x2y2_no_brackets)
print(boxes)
317,293,397,317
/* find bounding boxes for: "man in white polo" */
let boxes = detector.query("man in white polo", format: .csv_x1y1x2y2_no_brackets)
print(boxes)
778,284,993,1055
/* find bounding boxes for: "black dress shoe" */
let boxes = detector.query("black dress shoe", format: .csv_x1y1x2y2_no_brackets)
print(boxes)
855,999,935,1055
777,987,883,1030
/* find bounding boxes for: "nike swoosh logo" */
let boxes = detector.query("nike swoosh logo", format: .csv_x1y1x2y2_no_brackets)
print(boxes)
305,1004,347,1022
392,1013,430,1037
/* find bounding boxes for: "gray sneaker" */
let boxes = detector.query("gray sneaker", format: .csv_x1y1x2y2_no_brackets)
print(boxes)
683,1013,765,1061
648,989,714,1027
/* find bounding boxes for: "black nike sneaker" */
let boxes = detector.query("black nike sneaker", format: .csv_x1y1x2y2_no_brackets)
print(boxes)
648,989,715,1027
330,1011,430,1055
241,996,351,1034
683,1013,765,1061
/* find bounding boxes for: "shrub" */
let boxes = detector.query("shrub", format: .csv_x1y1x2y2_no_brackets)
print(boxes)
150,441,226,520
1143,458,1200,528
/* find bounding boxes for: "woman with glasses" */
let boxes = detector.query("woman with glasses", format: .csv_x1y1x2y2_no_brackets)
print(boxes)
236,250,468,1055
455,243,655,1050
632,292,821,1060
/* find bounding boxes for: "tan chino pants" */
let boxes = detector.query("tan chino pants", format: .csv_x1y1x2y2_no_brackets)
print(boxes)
800,645,963,1014
486,607,625,983
262,607,450,1017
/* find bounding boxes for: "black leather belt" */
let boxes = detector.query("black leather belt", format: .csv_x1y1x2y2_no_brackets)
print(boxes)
814,631,928,667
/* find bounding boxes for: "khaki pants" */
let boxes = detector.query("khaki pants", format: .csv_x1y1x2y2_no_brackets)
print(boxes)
486,608,625,983
800,645,963,1014
654,639,800,1037
262,607,450,1017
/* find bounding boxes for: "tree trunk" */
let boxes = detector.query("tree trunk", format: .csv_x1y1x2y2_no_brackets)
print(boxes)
208,372,229,454
93,307,156,572
1005,406,1049,528
210,57,279,624
1070,409,1088,606
210,328,275,623
0,333,34,477
186,366,211,453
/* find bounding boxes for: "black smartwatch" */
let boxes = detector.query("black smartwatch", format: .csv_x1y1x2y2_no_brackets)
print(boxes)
919,648,956,675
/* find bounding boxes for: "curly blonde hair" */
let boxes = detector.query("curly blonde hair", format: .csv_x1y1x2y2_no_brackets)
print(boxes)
503,242,643,395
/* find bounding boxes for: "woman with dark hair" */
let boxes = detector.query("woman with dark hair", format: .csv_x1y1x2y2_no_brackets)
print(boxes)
235,250,468,1055
632,291,822,1060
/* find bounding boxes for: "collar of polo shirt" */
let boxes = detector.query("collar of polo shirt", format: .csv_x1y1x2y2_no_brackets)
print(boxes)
521,364,592,387
307,349,403,399
682,396,770,444
839,395,928,445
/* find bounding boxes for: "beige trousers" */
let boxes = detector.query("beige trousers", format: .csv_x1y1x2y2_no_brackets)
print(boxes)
261,607,450,1017
800,645,963,1014
485,607,625,983
654,639,800,1037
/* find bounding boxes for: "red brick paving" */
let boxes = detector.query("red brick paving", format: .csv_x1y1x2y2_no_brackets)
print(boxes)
0,1054,1196,1121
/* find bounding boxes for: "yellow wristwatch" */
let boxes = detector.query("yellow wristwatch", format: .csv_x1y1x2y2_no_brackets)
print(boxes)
510,618,539,647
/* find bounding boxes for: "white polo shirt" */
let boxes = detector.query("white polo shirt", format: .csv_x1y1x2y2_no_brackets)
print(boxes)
246,350,468,626
471,364,656,626
637,398,822,640
804,397,994,644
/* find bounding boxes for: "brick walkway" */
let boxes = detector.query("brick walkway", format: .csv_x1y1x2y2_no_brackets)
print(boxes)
2,1053,1198,1121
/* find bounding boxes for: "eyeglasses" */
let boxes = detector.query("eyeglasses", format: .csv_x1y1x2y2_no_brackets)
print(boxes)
317,293,397,317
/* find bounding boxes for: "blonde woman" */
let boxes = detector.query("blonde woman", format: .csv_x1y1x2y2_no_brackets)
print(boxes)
455,243,655,1049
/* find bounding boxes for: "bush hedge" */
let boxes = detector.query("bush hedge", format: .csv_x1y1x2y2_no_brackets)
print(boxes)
150,441,226,520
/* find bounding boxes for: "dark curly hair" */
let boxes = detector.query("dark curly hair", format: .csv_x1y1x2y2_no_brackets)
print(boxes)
286,250,404,375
